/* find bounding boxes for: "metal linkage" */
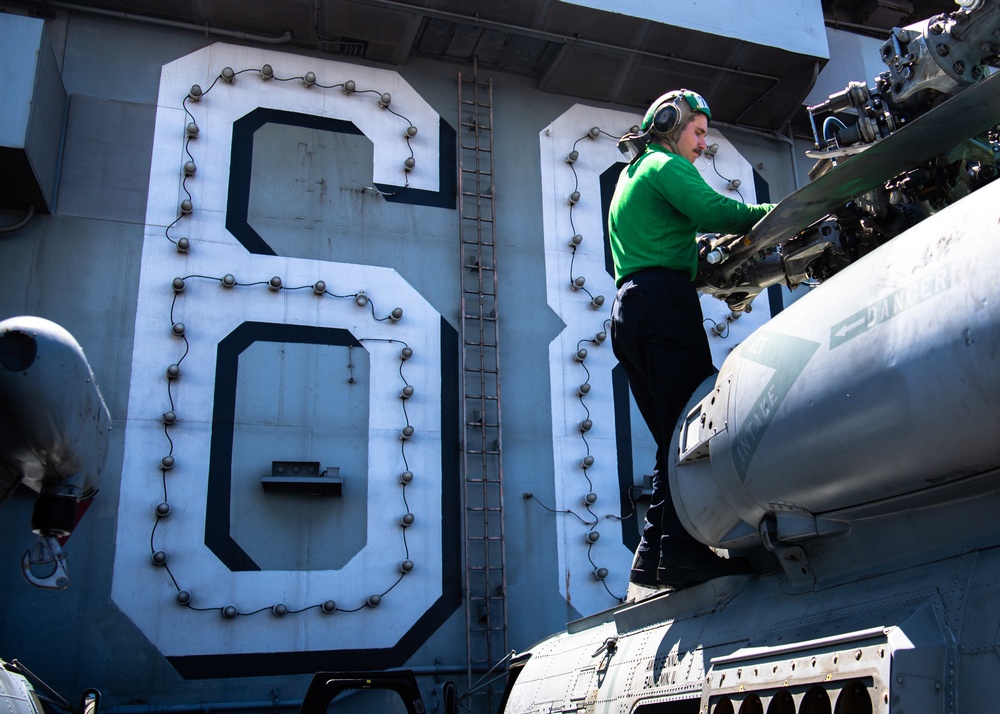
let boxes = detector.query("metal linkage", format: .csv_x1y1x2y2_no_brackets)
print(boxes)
457,61,509,714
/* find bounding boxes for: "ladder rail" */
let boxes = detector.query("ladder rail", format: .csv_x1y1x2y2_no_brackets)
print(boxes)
457,63,509,713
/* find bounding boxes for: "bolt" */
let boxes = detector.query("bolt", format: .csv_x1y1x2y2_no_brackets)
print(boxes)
954,60,966,74
936,43,950,56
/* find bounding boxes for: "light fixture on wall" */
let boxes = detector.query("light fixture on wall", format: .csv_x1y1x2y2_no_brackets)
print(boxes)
152,65,431,618
552,122,651,603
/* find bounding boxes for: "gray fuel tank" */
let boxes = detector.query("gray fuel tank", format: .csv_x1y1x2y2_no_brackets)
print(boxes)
672,178,1000,558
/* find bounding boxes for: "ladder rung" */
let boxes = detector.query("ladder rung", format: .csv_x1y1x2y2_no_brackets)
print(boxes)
460,71,506,675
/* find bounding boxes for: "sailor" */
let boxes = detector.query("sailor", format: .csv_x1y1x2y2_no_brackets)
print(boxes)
608,89,774,593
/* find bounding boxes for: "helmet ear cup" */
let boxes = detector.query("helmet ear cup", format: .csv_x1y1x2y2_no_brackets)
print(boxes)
652,103,680,136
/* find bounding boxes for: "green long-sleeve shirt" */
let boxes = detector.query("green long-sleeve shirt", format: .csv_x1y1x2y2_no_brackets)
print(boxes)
608,143,774,286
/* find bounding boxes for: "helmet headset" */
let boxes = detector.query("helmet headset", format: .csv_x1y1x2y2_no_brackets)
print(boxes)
617,89,711,161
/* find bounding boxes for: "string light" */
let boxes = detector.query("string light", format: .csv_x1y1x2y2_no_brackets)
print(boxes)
152,269,420,617
169,65,419,254
533,124,655,602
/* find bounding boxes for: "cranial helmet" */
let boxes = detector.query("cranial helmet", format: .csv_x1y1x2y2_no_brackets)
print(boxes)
642,89,712,143
618,89,711,161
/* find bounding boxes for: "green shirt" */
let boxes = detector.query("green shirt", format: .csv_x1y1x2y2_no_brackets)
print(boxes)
608,143,774,286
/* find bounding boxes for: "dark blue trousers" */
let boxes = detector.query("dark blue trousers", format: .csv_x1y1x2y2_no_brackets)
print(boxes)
611,267,715,573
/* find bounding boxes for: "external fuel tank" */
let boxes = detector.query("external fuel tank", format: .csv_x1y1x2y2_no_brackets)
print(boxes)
672,173,1000,578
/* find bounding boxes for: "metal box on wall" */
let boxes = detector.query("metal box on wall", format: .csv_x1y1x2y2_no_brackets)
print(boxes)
0,14,66,212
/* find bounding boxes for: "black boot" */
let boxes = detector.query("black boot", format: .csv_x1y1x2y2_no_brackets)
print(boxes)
656,536,753,590
629,546,660,586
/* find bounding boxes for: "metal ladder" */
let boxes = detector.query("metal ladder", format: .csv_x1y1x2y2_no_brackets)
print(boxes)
457,64,509,713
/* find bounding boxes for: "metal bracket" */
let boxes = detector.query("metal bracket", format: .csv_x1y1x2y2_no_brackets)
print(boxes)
21,534,70,590
760,517,816,591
